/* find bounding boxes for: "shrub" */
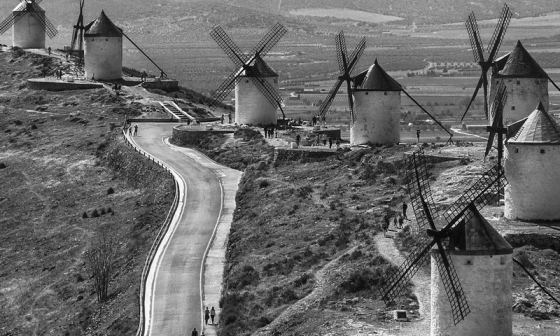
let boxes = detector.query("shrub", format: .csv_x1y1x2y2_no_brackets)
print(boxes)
294,273,312,287
107,187,115,195
0,162,6,169
100,208,106,215
255,316,271,328
106,207,113,213
258,179,269,188
91,209,100,218
82,212,88,219
514,251,535,269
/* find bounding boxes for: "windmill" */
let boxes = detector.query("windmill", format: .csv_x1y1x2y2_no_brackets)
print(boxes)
461,3,512,121
69,0,85,65
209,23,287,125
318,30,366,122
0,0,58,49
319,31,455,145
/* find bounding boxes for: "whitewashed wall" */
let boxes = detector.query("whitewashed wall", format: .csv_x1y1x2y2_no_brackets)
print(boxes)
84,36,122,80
13,13,46,49
350,91,401,145
235,76,278,125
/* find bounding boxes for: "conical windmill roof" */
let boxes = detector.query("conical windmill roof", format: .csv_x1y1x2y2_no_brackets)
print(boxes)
242,53,278,78
355,59,401,91
509,103,560,144
498,41,548,78
448,205,512,256
13,1,45,12
84,10,122,38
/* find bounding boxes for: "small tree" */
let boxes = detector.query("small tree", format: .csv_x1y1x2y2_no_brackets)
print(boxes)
86,232,117,302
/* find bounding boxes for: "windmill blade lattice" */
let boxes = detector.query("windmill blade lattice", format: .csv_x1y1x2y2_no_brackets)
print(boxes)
461,3,512,121
209,23,286,113
433,246,470,324
30,1,58,38
319,30,366,122
485,81,508,158
405,152,440,231
0,12,25,35
251,22,287,57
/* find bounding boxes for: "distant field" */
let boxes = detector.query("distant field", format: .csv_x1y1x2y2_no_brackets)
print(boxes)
289,8,404,23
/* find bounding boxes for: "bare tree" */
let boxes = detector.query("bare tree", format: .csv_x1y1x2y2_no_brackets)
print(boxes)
86,231,116,302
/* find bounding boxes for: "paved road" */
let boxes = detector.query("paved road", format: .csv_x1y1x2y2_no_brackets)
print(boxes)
133,123,224,335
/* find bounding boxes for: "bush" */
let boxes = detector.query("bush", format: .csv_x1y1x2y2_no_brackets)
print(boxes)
258,179,269,188
100,208,106,215
82,212,88,219
0,162,6,169
107,187,115,195
91,209,100,218
514,251,535,269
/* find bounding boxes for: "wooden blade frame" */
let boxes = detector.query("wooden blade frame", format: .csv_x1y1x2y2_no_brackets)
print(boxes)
318,30,365,121
209,24,286,111
0,12,25,35
30,2,58,38
485,81,508,162
463,4,511,121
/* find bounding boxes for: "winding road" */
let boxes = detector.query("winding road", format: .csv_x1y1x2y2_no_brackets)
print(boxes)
131,123,241,336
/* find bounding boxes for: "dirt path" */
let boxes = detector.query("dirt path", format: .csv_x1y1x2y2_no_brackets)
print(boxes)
374,233,431,336
254,246,358,336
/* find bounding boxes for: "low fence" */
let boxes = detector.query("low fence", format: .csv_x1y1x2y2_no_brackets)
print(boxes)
121,130,181,336
128,118,181,123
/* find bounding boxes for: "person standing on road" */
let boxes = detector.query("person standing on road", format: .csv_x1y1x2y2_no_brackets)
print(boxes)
402,202,408,220
134,124,138,136
296,134,301,147
210,306,216,325
228,112,232,123
416,129,421,143
191,327,198,336
204,307,210,325
220,114,224,124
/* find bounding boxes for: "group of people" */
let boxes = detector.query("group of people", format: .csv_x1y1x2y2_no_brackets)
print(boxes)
311,115,326,127
263,126,276,138
112,82,122,96
382,202,409,237
190,306,217,336
127,124,138,137
220,113,233,124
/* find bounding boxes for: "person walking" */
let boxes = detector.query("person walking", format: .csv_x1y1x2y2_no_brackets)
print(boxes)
402,202,408,220
264,126,268,138
204,307,210,325
328,137,333,149
220,114,224,124
416,129,421,143
228,112,232,123
383,214,390,238
296,134,301,147
210,306,216,325
133,124,138,136
336,139,340,150
191,327,198,336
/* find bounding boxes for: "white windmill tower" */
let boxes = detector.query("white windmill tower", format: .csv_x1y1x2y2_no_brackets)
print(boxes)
209,23,287,125
351,59,402,144
0,0,58,49
490,41,550,125
84,10,123,80
505,103,560,220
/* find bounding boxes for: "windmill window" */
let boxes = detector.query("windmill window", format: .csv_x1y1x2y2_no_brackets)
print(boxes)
465,259,472,265
384,92,387,95
106,39,108,41
516,80,520,85
365,92,369,95
541,149,546,154
511,106,515,110
515,148,519,153
245,80,249,83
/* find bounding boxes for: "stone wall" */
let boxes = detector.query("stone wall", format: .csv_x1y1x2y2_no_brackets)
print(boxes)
142,80,179,91
504,233,560,253
274,148,338,162
171,125,233,146
27,79,103,91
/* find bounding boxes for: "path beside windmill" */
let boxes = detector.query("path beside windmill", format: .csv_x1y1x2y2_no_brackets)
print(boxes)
374,233,431,336
132,123,241,336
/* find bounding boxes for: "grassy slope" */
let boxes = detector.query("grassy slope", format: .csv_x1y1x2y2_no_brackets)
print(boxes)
0,49,174,335
177,130,421,335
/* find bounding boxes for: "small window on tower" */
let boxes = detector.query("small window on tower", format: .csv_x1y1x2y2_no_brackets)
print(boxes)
92,39,94,41
511,106,515,110
541,149,546,154
516,80,520,85
515,148,519,153
245,80,249,83
365,92,369,95
496,80,499,84
384,92,387,95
